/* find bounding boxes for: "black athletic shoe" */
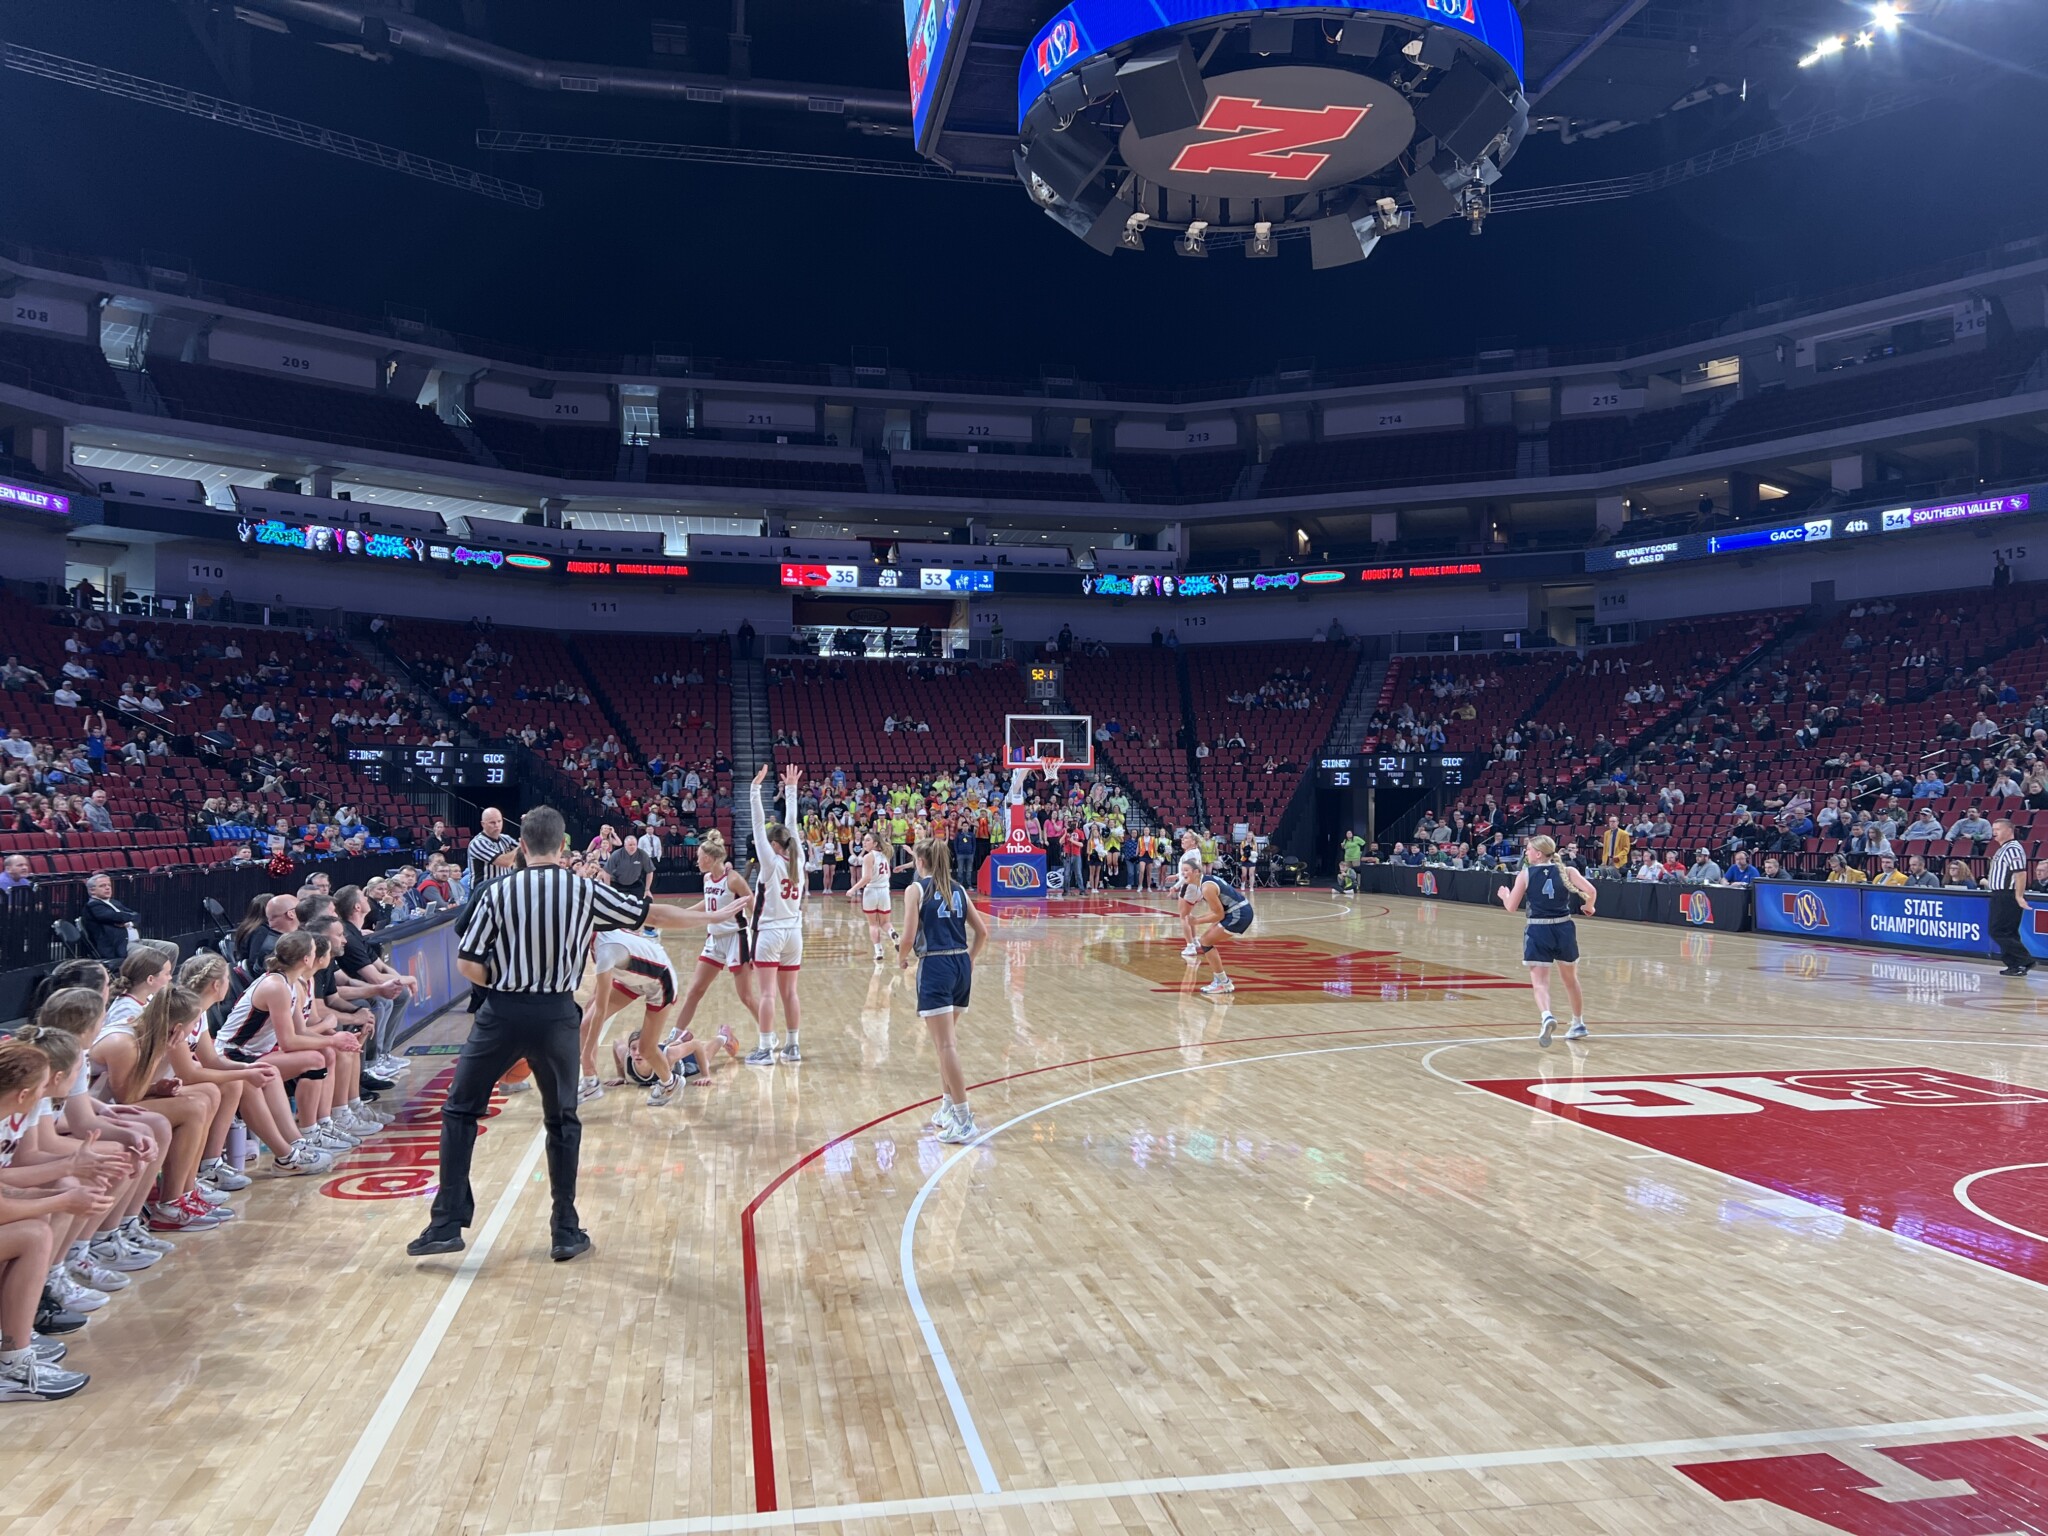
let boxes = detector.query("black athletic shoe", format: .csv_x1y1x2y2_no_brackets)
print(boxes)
2000,965,2030,977
406,1229,465,1257
35,1288,87,1336
361,1073,398,1093
550,1230,592,1263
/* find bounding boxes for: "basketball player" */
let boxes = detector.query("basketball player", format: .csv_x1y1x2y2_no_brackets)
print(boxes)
897,836,988,1144
1173,835,1208,957
745,763,806,1066
1497,834,1598,1046
847,830,897,963
633,830,757,1078
1189,862,1256,996
575,895,748,1103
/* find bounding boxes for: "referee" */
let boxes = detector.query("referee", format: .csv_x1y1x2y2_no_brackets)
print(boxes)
408,805,691,1263
1988,818,2034,978
466,805,519,890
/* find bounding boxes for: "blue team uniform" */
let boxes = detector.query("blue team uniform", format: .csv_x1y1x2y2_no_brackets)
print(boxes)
1204,876,1255,935
913,877,974,1015
1521,863,1580,965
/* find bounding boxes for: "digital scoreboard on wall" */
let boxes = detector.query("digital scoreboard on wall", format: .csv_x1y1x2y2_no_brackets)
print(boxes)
347,746,510,788
1318,753,1470,788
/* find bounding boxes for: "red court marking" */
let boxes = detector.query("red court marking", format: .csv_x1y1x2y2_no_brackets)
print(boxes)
1682,1433,2048,1533
1471,1066,2048,1287
740,1020,1493,1513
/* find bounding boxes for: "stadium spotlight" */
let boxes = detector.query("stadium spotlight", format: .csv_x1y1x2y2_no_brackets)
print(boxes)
1871,2,1901,32
1121,211,1150,250
1799,34,1847,66
1247,221,1277,258
1179,220,1210,257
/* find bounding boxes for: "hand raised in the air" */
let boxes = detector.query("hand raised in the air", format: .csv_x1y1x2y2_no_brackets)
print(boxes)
753,763,771,786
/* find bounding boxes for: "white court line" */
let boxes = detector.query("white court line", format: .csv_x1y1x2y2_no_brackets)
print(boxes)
900,1036,1499,1497
304,1129,547,1536
1980,1372,2048,1410
508,1407,2048,1536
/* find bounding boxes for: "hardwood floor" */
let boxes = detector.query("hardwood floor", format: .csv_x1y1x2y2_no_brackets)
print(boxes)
14,889,2048,1536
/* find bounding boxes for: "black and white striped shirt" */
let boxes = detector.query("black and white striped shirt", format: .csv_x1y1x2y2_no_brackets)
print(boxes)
1990,838,2029,895
457,865,650,993
465,830,519,889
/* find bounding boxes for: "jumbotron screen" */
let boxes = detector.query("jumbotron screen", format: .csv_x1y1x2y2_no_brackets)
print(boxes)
904,0,964,149
1018,0,1525,127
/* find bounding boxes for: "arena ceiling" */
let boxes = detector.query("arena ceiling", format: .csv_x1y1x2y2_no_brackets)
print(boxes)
1,0,2043,382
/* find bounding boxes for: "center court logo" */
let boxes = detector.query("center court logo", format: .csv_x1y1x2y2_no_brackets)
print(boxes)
1780,889,1828,931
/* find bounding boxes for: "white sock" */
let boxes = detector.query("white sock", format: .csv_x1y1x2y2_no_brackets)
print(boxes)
758,1032,775,1049
785,1030,799,1045
0,1347,29,1367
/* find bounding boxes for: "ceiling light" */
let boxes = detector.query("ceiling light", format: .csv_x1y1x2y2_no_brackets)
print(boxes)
1247,221,1276,258
1871,2,1901,31
1179,221,1209,257
1799,34,1847,65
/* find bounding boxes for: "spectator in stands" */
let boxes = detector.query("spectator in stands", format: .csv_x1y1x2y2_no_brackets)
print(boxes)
1902,855,1940,888
1971,712,2002,743
603,834,652,898
1946,859,1982,890
52,681,81,709
82,789,115,834
0,853,31,891
1724,850,1759,885
1631,849,1663,883
79,872,142,961
1599,815,1631,870
1688,849,1724,883
0,727,34,766
1871,855,1908,887
1904,807,1946,840
1948,806,1994,843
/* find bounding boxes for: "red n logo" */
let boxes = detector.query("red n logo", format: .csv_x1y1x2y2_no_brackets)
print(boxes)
1169,96,1371,182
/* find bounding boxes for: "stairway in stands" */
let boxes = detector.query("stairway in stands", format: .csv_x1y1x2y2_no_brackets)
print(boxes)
729,657,771,788
1321,643,1390,757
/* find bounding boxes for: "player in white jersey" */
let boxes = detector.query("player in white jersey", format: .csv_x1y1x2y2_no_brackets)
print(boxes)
847,830,897,962
1172,834,1209,957
744,763,807,1066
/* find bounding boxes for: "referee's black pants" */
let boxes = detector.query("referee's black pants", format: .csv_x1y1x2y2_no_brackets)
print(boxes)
427,990,584,1243
1990,889,2032,972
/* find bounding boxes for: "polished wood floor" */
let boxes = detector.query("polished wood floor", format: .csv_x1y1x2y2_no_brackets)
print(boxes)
15,890,2048,1536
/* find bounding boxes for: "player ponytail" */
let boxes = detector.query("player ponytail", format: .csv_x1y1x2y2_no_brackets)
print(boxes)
698,829,727,865
1526,835,1557,861
915,836,955,908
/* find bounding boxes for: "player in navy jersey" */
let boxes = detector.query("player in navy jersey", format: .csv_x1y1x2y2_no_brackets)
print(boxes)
1498,835,1598,1046
1189,867,1256,996
897,836,989,1145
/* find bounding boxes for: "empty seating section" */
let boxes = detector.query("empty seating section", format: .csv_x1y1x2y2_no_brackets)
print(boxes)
385,620,649,806
646,454,867,492
1262,428,1516,495
1108,451,1248,504
1185,644,1358,837
0,327,126,408
891,463,1103,502
1059,649,1197,829
767,659,1020,782
1705,336,2046,451
1370,653,1568,753
147,359,469,461
1548,402,1709,474
469,416,621,480
569,634,734,842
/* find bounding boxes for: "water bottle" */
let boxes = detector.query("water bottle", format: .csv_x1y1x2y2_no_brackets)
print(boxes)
226,1118,248,1173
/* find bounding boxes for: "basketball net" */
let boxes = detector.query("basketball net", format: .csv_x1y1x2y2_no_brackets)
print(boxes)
1004,755,1062,847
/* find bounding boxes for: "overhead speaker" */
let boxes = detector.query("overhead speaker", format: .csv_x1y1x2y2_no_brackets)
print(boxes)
1416,26,1462,67
1403,162,1460,227
1415,57,1515,163
1248,15,1294,55
1078,55,1120,98
1309,215,1374,270
1024,118,1112,204
1046,70,1090,120
1116,41,1205,138
1076,181,1138,254
1336,20,1386,58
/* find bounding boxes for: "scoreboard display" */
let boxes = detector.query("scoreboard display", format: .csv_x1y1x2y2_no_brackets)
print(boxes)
1025,662,1063,703
1318,754,1470,789
347,746,510,788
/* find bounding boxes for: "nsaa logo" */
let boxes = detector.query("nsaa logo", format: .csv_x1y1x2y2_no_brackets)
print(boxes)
1035,20,1079,78
997,863,1044,890
1682,890,1714,926
1425,0,1477,20
1417,870,1439,897
1780,889,1828,931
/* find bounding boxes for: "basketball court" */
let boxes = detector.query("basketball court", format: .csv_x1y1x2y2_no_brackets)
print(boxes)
13,891,2048,1535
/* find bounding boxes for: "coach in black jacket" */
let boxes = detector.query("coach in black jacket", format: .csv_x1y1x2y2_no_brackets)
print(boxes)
80,872,142,960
